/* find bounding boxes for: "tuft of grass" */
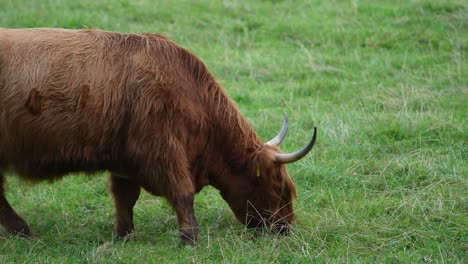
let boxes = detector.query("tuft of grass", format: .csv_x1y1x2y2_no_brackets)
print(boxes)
1,0,467,262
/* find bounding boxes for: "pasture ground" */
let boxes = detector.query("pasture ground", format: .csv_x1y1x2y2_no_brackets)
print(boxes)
0,0,466,263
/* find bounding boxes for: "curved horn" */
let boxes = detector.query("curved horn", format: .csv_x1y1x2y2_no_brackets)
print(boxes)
265,113,289,146
274,126,317,164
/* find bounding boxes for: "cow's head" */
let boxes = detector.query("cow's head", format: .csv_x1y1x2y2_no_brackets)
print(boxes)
220,114,317,234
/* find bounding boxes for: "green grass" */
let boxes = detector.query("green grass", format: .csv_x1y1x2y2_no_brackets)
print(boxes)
0,0,466,263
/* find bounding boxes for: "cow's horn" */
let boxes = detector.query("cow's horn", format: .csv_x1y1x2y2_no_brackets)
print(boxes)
274,126,317,163
265,113,288,146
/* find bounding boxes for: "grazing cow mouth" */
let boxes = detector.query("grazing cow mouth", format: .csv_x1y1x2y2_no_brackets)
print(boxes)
244,217,291,235
243,209,292,235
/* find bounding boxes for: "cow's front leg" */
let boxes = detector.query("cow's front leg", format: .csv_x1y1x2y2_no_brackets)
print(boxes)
169,194,198,246
110,174,141,238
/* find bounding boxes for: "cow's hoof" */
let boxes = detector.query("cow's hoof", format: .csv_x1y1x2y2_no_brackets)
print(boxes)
180,232,197,247
115,223,134,239
7,220,31,238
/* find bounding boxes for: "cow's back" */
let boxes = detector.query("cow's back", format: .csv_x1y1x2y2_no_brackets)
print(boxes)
0,29,146,179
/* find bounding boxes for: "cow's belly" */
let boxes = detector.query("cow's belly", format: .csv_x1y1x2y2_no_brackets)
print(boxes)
4,142,119,181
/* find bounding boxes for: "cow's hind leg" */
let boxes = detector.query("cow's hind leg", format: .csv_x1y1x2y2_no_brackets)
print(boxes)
110,174,141,238
0,174,30,236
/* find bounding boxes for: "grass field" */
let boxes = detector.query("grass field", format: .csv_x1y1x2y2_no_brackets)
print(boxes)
0,0,466,263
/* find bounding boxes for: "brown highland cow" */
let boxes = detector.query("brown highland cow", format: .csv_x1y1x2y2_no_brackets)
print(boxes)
0,28,316,246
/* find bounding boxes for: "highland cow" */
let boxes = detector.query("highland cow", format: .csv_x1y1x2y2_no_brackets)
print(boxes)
0,28,316,245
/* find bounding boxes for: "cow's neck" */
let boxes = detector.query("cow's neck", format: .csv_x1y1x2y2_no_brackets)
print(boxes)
200,82,262,198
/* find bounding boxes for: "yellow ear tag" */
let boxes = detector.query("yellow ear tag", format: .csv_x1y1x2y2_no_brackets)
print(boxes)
256,162,260,177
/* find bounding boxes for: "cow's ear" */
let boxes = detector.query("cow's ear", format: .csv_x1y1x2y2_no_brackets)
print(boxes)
253,147,276,180
25,88,43,115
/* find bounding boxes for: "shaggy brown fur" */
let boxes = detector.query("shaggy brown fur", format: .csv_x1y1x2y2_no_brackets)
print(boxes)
0,28,301,245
